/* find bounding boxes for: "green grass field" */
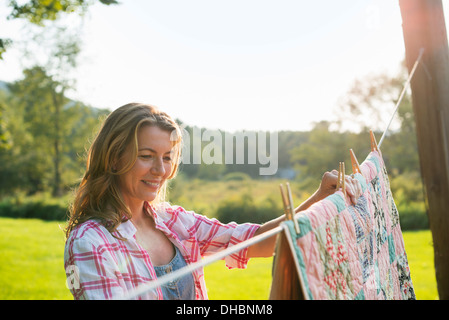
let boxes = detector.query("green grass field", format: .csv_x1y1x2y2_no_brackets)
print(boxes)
0,217,438,300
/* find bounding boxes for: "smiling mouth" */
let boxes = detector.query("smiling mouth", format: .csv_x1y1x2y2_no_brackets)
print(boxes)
141,180,160,188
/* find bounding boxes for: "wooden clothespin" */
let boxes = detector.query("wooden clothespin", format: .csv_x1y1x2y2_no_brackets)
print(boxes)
280,182,300,235
349,149,362,175
335,162,346,198
370,130,379,152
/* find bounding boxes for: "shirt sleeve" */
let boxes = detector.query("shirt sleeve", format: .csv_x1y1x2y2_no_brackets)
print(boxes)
172,206,261,269
64,236,125,300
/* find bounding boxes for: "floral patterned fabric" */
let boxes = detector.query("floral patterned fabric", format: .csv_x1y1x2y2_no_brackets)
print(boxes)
282,151,415,300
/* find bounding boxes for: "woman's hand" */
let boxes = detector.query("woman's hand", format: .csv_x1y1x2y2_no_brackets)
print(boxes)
315,170,362,205
294,170,363,214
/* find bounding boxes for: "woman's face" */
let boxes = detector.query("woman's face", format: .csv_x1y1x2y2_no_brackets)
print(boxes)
117,125,174,209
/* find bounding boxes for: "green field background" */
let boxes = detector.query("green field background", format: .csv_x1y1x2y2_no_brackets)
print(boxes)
0,217,438,300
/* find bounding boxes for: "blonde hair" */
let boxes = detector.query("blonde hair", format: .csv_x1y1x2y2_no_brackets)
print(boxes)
65,103,182,238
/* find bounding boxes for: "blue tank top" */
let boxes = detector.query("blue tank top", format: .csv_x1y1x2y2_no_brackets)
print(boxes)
154,246,195,300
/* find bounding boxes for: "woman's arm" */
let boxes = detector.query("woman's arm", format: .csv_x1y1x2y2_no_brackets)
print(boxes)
247,170,361,258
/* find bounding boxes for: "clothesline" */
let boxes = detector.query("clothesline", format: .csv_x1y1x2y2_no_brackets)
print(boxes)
378,48,424,147
118,48,425,300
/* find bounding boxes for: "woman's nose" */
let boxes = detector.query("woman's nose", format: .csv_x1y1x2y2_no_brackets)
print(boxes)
150,158,165,176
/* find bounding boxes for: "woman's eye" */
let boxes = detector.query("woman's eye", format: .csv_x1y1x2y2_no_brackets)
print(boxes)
138,154,172,162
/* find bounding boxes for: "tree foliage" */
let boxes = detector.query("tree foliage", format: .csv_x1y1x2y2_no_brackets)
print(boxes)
0,73,109,196
1,0,119,59
6,0,119,24
288,66,422,196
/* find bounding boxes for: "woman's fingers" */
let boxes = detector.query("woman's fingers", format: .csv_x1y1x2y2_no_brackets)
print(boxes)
317,170,362,205
343,174,362,205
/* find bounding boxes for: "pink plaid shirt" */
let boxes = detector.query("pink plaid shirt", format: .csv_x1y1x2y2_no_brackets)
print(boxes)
64,202,260,300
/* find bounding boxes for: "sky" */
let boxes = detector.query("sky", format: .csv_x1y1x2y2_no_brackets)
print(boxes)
1,0,448,132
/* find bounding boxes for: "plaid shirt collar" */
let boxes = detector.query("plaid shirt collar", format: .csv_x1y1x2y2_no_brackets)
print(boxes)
115,220,137,240
114,202,166,240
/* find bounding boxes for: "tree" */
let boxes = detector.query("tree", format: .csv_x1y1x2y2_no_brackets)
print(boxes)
289,64,422,196
0,39,12,60
0,80,49,194
7,0,119,24
0,94,12,151
10,22,83,196
0,0,118,196
334,65,409,133
8,66,70,195
1,0,119,59
288,121,367,193
334,63,420,174
1,76,109,196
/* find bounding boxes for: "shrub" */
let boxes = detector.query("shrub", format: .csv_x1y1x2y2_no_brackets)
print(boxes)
222,172,252,181
215,193,281,224
390,172,425,203
397,201,429,231
214,191,429,231
0,194,69,221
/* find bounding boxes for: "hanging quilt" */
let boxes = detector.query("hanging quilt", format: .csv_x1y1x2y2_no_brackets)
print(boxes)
270,150,415,300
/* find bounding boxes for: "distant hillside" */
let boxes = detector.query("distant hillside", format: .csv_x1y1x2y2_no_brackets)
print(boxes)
0,80,9,92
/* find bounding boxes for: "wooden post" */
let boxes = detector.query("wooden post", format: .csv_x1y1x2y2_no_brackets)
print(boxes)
399,0,449,300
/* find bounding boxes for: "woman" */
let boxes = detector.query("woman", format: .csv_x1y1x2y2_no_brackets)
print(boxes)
64,102,361,300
